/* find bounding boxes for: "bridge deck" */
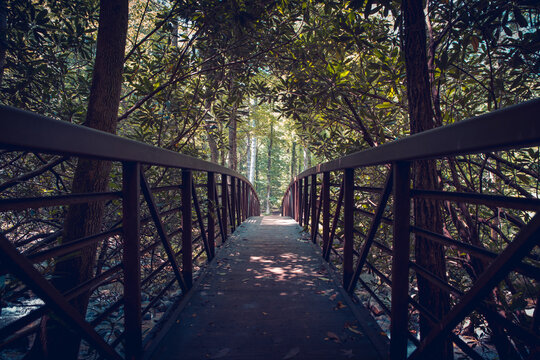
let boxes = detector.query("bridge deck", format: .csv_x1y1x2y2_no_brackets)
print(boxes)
150,216,387,360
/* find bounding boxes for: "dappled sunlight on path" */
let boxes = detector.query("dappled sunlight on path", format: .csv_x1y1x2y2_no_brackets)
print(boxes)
151,215,385,360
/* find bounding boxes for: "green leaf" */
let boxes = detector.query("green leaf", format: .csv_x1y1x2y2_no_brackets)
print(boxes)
376,102,393,109
339,70,350,78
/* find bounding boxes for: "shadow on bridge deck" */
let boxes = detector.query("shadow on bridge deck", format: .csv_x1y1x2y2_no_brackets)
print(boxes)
150,216,387,360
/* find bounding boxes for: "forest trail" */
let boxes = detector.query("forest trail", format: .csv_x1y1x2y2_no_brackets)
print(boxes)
150,215,386,360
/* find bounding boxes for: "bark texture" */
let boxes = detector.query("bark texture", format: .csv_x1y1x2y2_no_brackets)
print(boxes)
402,0,452,358
29,1,128,359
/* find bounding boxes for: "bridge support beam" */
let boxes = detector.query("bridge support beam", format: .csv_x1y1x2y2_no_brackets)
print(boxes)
390,161,411,360
231,177,236,232
182,169,193,289
343,168,354,289
322,172,330,259
221,174,228,242
123,161,142,360
310,174,317,243
208,172,215,260
303,176,309,227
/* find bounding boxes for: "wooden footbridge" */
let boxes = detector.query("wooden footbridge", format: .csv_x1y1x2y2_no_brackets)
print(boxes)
0,99,539,360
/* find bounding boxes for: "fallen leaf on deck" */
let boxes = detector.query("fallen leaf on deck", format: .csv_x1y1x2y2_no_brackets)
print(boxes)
341,349,354,358
334,301,347,310
326,331,341,343
282,347,300,359
210,348,230,359
262,312,269,315
345,324,362,335
329,293,337,301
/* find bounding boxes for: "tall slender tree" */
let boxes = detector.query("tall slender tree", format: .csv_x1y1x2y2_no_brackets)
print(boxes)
266,123,274,214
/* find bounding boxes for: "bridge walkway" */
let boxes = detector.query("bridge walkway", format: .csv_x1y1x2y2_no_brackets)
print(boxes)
150,216,387,360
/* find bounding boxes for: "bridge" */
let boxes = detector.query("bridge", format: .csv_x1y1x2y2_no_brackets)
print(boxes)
0,99,539,359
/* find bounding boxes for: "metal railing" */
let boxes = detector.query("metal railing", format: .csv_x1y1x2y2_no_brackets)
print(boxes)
282,99,540,359
0,105,260,359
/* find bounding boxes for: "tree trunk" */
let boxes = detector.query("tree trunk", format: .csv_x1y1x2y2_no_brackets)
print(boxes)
246,131,251,174
255,144,259,193
425,1,443,127
249,121,257,183
402,0,452,358
29,1,128,359
290,141,296,179
266,123,273,214
0,0,7,87
206,123,219,163
303,146,310,171
228,103,238,170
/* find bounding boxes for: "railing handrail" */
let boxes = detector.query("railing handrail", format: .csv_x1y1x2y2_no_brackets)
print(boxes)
0,105,255,191
293,98,540,180
280,98,540,359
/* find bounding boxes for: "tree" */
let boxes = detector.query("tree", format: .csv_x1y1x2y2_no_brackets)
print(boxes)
27,1,128,358
266,123,274,214
401,0,452,358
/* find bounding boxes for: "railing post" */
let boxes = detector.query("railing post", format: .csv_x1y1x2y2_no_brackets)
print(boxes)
237,179,242,225
221,174,228,242
230,177,236,232
343,168,354,289
122,162,142,360
288,189,292,217
322,172,330,258
244,182,248,220
303,177,309,227
310,174,317,243
241,182,245,221
247,184,251,217
295,179,300,222
299,178,304,226
207,172,215,260
390,161,411,360
182,169,193,289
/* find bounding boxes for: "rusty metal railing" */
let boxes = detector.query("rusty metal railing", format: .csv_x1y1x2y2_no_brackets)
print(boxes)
0,105,260,359
282,99,540,359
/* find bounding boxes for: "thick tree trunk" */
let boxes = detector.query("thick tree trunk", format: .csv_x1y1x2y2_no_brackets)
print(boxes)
402,0,452,358
266,124,273,214
29,1,128,359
